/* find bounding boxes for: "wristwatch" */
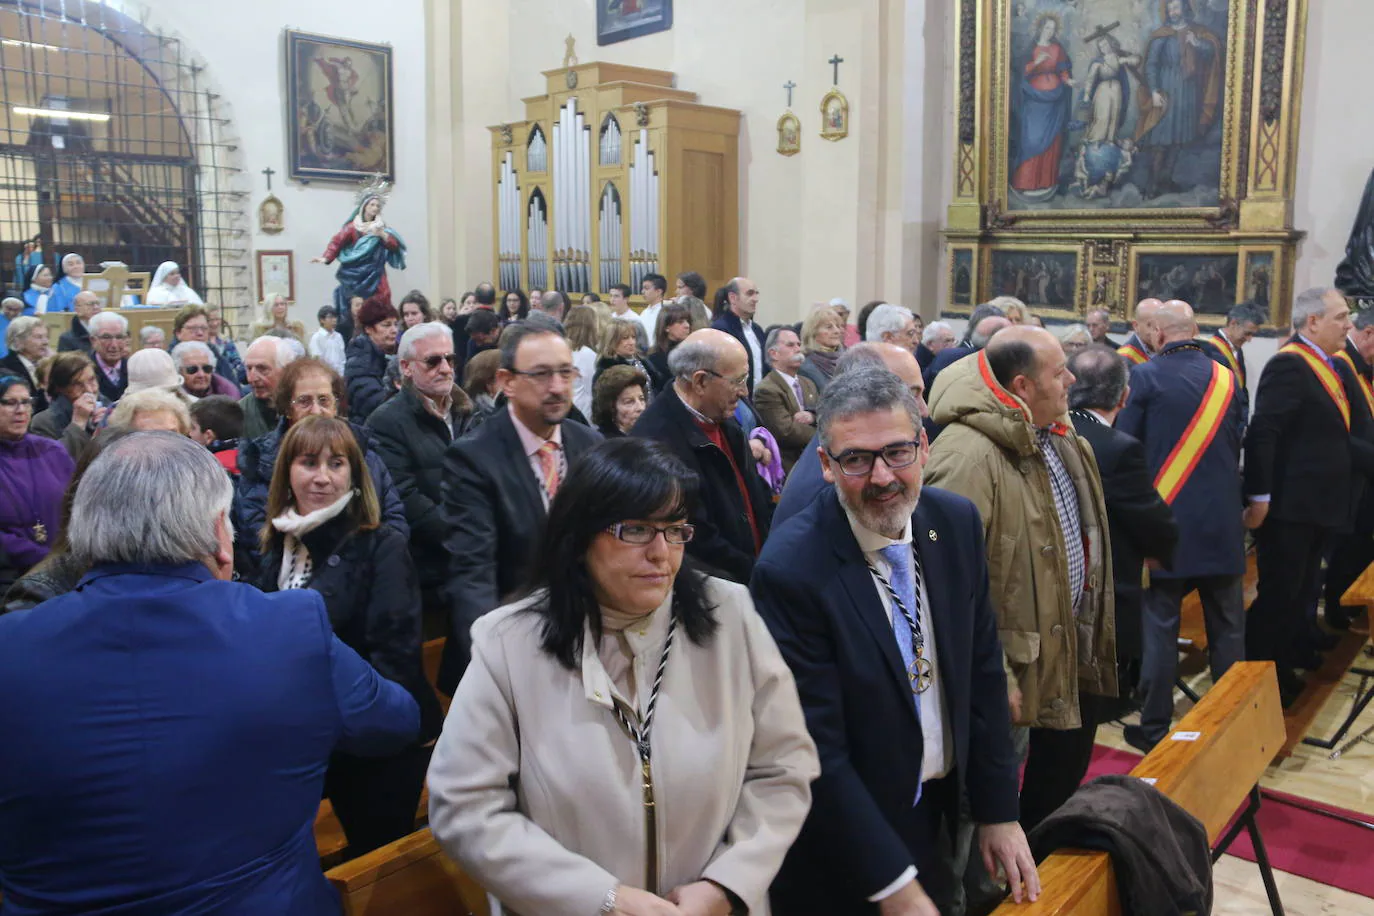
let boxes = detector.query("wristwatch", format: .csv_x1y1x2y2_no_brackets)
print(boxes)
599,886,617,915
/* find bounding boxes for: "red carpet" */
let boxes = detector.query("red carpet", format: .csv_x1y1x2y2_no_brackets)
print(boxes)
1084,745,1374,899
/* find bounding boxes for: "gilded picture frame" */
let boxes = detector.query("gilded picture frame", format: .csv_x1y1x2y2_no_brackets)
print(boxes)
982,242,1084,316
1128,245,1242,323
284,30,394,182
777,112,801,157
820,89,849,142
255,250,295,304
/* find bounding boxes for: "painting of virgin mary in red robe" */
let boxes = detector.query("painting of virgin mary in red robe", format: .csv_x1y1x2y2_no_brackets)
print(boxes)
1011,14,1074,198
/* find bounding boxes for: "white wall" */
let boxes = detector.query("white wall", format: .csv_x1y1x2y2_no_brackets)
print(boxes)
142,0,429,334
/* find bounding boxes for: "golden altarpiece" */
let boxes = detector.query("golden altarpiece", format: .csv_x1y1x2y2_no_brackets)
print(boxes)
943,0,1308,328
490,64,739,304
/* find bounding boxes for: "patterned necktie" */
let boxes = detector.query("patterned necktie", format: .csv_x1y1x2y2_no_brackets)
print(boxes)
790,375,805,408
536,440,561,497
879,543,923,691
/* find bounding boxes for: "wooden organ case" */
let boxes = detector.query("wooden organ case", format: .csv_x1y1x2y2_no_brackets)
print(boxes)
491,63,740,303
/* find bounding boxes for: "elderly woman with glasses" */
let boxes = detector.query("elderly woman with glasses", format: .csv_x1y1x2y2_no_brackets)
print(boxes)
233,357,408,581
429,438,818,916
29,351,106,458
172,341,240,400
0,374,75,592
256,416,440,855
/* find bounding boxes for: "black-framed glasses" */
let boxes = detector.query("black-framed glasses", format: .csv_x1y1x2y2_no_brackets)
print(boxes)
0,396,34,410
704,369,749,390
510,366,578,385
607,522,696,545
182,364,214,375
293,394,337,411
827,441,921,477
416,353,457,370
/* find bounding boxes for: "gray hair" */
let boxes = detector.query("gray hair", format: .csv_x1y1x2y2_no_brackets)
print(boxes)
816,366,921,451
667,336,722,380
247,335,299,368
921,320,954,345
1291,287,1334,331
539,290,568,314
108,388,192,434
171,340,215,366
2,297,23,312
1068,344,1128,411
1227,303,1263,326
89,311,128,335
139,324,165,346
67,431,232,567
959,302,1008,346
1354,307,1374,332
1059,324,1091,346
523,311,566,336
5,315,42,349
865,304,914,343
834,342,888,376
398,321,453,360
765,325,799,353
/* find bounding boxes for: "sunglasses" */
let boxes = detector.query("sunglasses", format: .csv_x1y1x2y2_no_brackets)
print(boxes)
415,353,458,370
182,365,214,375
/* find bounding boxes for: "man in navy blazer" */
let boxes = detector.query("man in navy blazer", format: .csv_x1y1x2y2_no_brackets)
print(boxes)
0,432,418,915
753,368,1035,915
711,276,769,394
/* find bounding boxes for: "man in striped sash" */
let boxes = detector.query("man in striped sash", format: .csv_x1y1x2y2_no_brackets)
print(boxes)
1199,303,1261,408
1116,300,1246,749
1116,298,1163,367
1244,288,1374,706
1323,308,1374,630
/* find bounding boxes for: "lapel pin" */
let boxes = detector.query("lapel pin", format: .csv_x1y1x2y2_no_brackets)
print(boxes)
928,529,938,542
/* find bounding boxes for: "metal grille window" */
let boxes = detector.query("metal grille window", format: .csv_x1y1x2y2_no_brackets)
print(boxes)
0,0,247,327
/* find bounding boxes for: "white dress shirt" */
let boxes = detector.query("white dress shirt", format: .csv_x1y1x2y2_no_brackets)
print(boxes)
637,301,663,339
742,319,764,386
510,411,565,509
843,505,953,898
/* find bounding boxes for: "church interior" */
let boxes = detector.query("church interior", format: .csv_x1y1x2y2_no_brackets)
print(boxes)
0,0,1373,913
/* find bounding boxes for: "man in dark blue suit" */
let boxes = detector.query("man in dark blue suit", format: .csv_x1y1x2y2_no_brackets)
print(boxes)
1117,300,1247,742
753,367,1035,915
710,275,769,395
0,432,418,914
1197,302,1261,429
775,342,927,527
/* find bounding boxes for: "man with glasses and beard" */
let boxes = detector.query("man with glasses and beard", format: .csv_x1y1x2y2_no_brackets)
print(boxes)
438,323,602,693
752,367,1035,915
631,329,774,583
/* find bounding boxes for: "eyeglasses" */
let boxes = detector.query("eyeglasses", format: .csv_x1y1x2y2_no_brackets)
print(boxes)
827,441,921,477
182,364,214,375
95,333,129,342
510,366,578,385
0,396,34,410
415,353,457,370
606,522,696,545
705,369,749,390
293,394,337,410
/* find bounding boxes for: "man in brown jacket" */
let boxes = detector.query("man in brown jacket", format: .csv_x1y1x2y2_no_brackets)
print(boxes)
753,327,819,473
924,325,1116,832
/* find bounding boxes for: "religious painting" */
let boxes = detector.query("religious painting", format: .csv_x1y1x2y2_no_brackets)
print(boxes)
597,0,673,46
1242,250,1274,311
1004,0,1230,213
951,249,974,306
987,248,1078,308
777,113,801,157
820,90,849,142
285,30,394,182
258,195,284,234
1134,251,1238,315
256,250,295,304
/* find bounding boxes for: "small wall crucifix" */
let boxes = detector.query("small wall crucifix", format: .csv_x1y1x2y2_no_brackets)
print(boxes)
828,54,845,86
783,80,796,108
261,166,275,191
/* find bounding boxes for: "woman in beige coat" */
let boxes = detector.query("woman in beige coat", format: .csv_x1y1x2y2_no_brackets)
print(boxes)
427,438,818,916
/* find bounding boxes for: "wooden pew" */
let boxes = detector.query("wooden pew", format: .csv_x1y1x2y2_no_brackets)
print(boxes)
326,828,490,916
991,661,1285,916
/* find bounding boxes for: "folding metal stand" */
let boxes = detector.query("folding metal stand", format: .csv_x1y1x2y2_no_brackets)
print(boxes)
1212,786,1285,916
1302,643,1374,751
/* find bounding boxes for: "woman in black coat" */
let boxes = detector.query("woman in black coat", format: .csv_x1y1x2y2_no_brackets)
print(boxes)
344,300,399,424
256,415,440,857
594,316,664,392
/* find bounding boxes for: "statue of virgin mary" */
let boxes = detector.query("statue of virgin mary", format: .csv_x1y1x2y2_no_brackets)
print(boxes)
312,175,407,327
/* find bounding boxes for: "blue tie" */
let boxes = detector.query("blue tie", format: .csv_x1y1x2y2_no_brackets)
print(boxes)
879,543,919,682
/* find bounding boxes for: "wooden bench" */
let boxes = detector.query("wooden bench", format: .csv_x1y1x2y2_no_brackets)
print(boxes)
991,661,1285,916
326,827,490,916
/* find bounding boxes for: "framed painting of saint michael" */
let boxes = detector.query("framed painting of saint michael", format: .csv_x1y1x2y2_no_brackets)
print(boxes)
285,30,394,182
1000,0,1238,218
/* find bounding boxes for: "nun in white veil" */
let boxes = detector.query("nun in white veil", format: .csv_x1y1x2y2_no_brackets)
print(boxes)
145,261,205,308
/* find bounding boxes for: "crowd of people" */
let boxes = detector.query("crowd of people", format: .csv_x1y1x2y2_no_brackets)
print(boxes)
0,262,1364,916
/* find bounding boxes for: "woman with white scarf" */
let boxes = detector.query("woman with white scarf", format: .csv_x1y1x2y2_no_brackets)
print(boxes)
145,261,205,308
254,415,439,856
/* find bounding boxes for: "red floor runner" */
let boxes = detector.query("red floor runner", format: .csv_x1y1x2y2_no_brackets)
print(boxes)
1084,745,1374,899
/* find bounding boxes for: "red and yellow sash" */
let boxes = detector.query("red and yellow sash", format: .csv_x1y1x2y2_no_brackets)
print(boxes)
1209,333,1243,387
1334,349,1374,417
1153,360,1236,504
1118,343,1148,365
1281,340,1350,430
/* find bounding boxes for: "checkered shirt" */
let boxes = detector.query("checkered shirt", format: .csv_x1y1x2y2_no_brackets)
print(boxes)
1037,428,1085,613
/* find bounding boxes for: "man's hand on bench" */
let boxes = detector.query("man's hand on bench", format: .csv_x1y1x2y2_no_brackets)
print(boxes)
980,821,1041,904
